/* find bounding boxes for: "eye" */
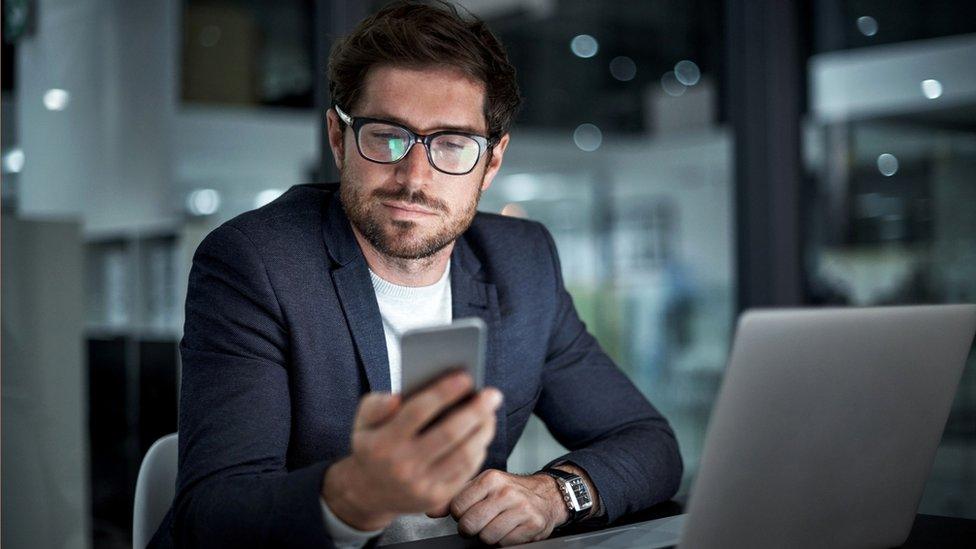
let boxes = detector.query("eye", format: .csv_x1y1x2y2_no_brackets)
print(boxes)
436,135,476,151
362,122,409,140
367,129,404,140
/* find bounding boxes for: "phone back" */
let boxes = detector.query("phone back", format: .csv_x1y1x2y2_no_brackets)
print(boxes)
399,317,486,397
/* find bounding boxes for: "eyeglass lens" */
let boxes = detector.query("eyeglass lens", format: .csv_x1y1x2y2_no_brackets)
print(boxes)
358,122,481,174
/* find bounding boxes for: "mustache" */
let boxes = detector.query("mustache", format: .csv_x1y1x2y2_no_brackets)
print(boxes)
371,186,448,213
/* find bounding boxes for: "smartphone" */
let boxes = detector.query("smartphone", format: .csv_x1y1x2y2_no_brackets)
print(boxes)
400,317,486,398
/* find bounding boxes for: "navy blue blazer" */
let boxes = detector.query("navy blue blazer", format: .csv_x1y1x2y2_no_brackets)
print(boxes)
161,183,681,547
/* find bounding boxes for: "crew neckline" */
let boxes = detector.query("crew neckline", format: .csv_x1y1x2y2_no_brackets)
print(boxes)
368,263,451,299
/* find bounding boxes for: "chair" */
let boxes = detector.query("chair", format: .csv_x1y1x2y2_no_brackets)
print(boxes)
133,433,178,548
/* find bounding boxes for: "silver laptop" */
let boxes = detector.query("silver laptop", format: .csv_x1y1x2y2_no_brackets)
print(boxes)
519,305,976,549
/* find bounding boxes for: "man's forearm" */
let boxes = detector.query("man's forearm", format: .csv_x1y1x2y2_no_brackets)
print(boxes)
541,420,683,523
174,461,335,548
322,457,398,532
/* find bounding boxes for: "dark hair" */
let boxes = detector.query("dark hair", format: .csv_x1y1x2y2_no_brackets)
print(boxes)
328,0,521,143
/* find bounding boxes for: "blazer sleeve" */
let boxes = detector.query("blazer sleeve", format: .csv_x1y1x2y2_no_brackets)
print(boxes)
172,223,338,548
532,224,684,524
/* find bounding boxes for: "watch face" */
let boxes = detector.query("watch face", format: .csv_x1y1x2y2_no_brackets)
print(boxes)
569,478,592,509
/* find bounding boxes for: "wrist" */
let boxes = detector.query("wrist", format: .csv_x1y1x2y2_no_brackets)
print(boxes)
544,465,599,523
534,473,570,527
553,464,600,518
322,457,397,532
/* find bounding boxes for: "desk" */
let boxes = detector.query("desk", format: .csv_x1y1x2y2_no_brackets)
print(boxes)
385,502,976,548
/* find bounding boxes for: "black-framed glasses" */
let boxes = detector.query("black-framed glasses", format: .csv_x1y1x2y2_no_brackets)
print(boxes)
334,105,492,176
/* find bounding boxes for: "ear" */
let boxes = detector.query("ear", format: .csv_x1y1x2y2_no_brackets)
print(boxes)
326,108,346,171
479,133,510,192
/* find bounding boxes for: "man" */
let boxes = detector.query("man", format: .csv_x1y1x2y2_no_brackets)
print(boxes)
160,1,681,547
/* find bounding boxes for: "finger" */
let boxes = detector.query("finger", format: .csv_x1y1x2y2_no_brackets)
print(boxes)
415,388,502,464
499,522,550,547
387,371,474,437
455,492,508,537
448,468,503,519
354,392,401,430
477,509,525,546
425,502,450,518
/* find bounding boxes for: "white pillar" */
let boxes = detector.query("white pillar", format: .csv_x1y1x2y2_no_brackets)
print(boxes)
17,0,179,233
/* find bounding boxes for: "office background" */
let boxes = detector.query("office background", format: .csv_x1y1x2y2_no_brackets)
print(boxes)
2,0,975,547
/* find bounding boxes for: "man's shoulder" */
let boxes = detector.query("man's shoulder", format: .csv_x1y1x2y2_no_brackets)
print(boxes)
219,183,337,241
191,183,338,267
464,211,557,271
468,210,548,243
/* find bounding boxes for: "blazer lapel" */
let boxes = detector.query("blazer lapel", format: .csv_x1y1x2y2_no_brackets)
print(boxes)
321,190,391,393
451,235,507,469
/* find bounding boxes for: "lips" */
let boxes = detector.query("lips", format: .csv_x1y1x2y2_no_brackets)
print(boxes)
381,201,438,217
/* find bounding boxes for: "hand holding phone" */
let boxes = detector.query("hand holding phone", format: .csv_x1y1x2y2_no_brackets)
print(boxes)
322,358,502,532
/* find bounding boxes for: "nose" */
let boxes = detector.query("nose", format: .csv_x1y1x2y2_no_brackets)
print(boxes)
395,140,434,189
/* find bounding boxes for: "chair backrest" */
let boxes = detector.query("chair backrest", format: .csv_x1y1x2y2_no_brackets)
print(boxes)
133,433,178,549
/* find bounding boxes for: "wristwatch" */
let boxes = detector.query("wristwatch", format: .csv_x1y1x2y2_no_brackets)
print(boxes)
542,468,593,523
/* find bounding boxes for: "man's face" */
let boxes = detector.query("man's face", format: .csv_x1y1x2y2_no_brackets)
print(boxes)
327,65,509,260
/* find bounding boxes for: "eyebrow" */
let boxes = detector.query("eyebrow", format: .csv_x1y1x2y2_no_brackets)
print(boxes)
361,111,486,136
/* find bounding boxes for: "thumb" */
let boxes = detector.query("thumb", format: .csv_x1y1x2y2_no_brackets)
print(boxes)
426,503,450,518
355,392,400,430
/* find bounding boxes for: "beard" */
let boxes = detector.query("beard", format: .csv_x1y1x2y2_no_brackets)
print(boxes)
339,169,484,261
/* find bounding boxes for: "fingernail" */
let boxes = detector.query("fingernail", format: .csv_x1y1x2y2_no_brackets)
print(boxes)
487,389,503,408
